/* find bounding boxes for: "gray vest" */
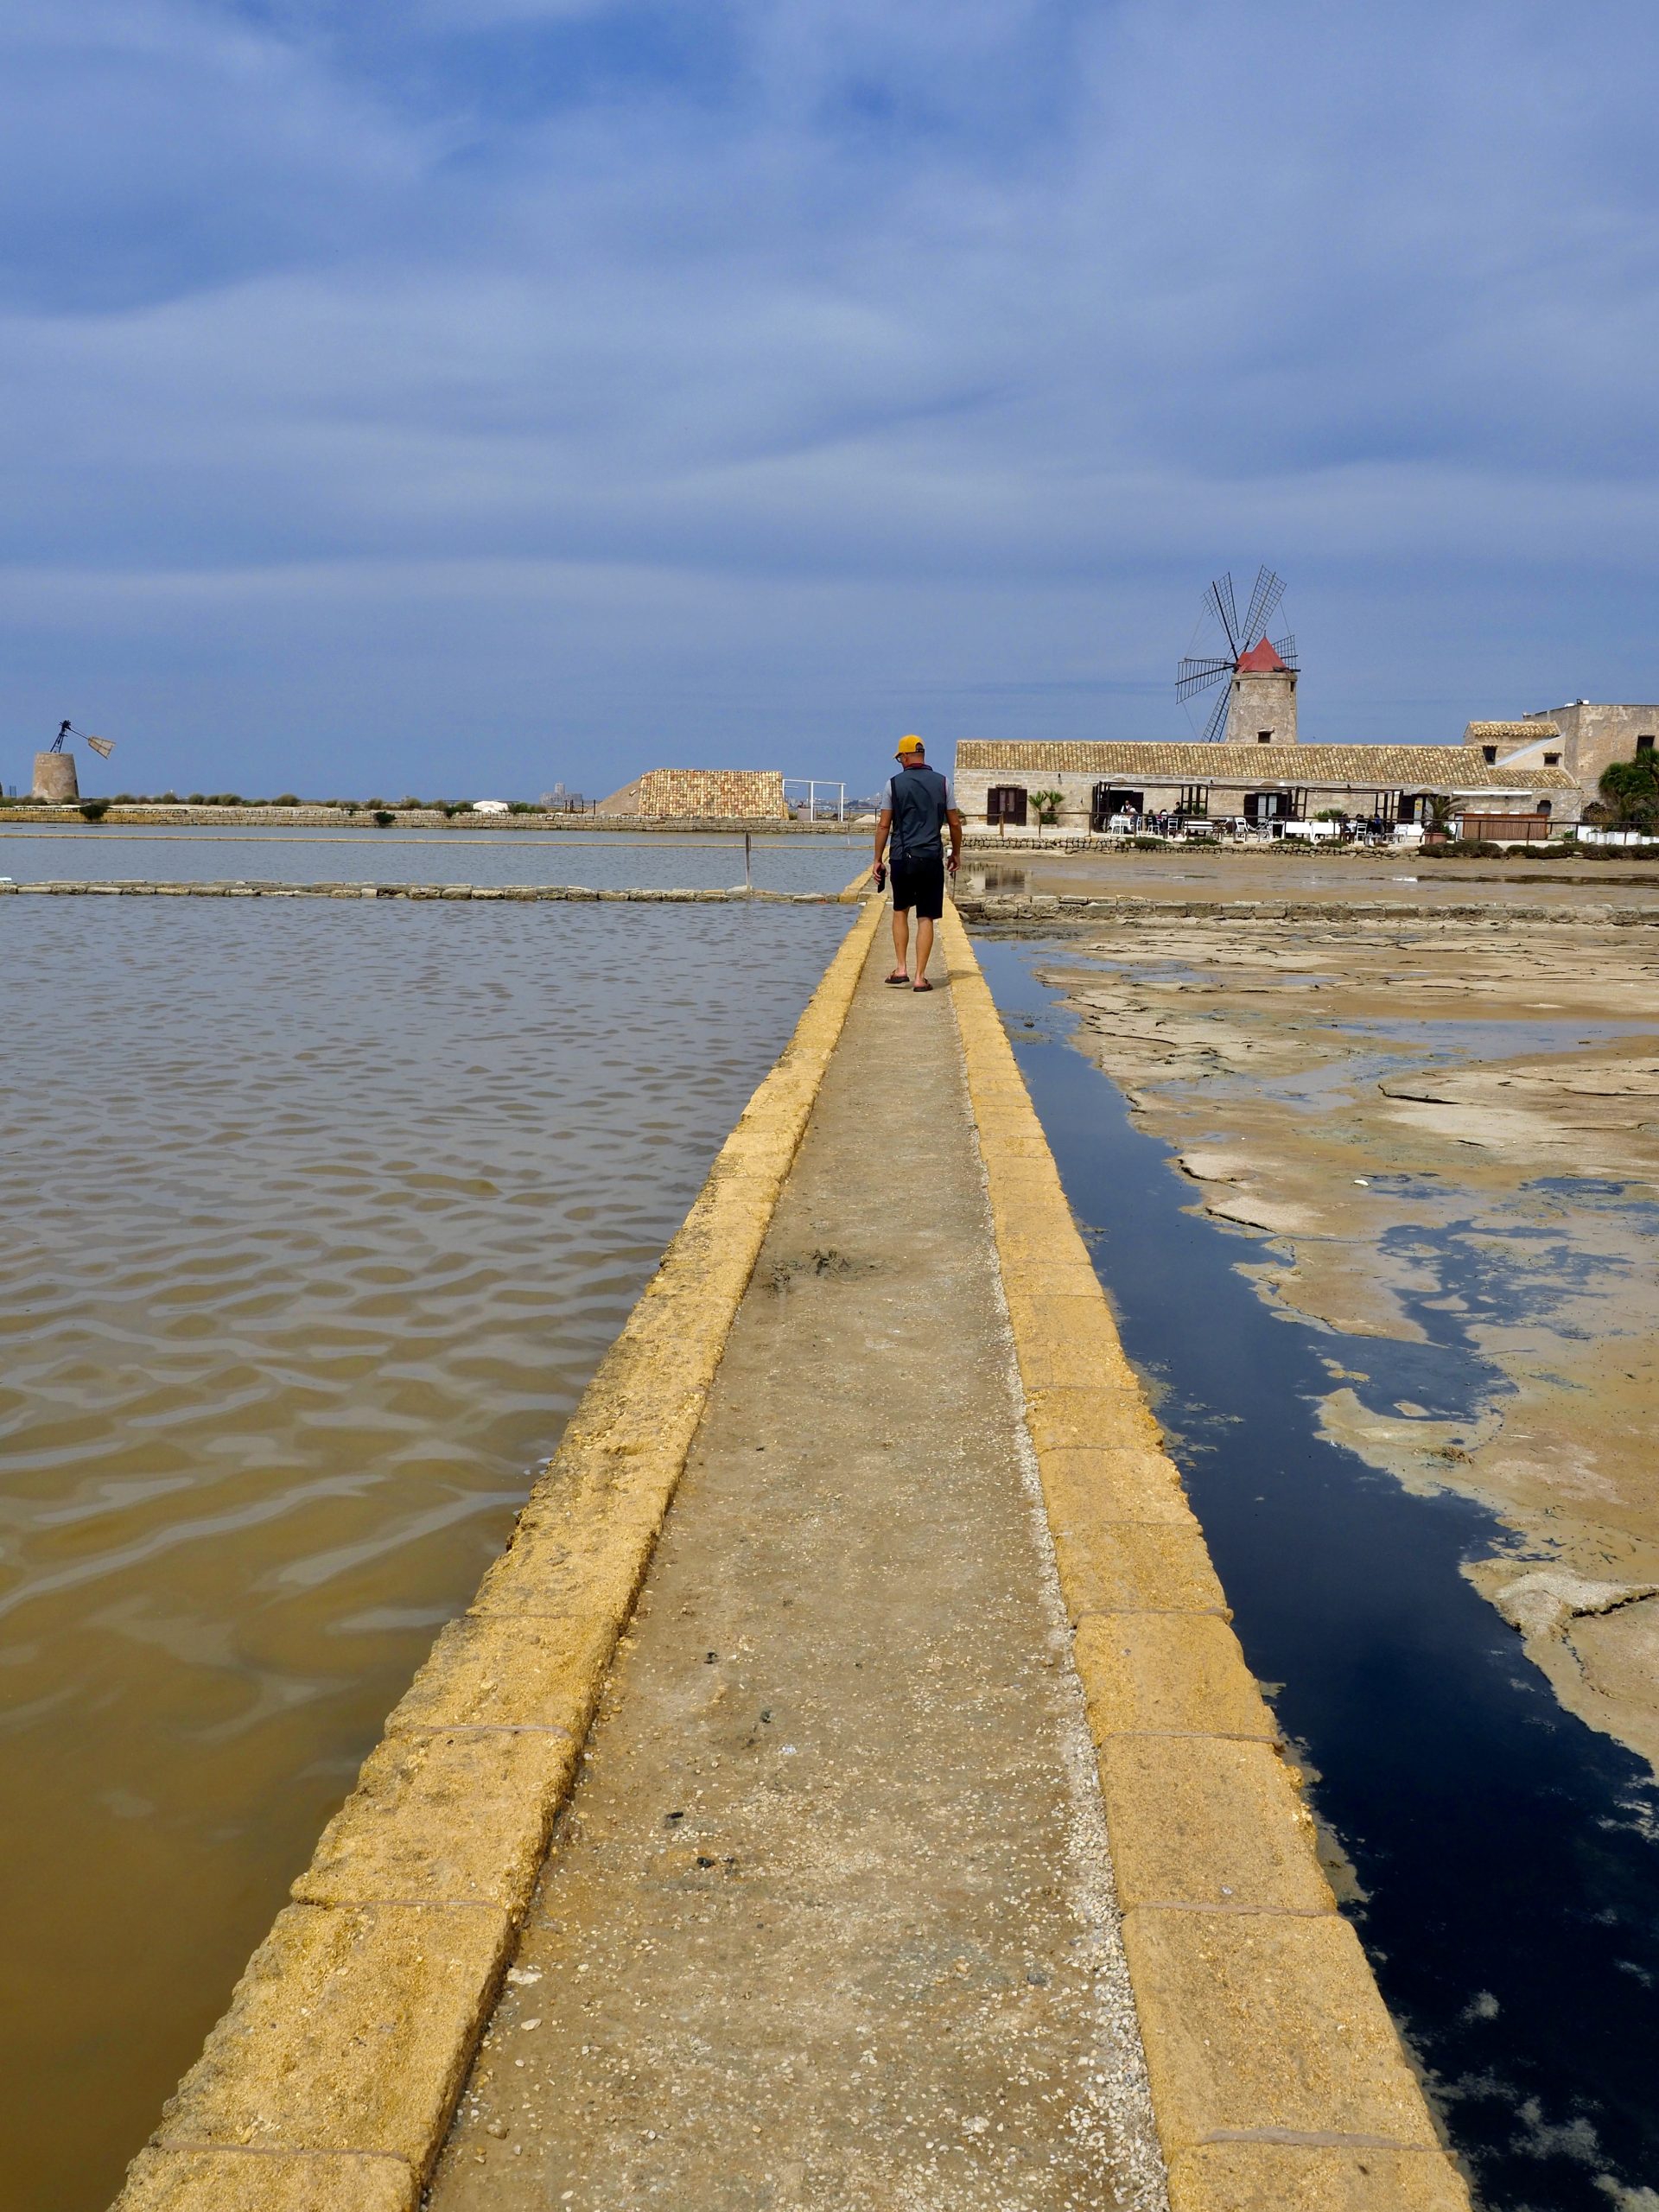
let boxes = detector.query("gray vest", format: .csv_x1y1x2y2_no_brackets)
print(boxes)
887,766,949,861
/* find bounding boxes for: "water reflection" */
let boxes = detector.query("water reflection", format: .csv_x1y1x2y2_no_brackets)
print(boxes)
0,896,849,2210
979,938,1659,2212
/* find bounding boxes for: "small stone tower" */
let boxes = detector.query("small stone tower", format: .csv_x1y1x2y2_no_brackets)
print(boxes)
1224,637,1298,746
33,750,79,801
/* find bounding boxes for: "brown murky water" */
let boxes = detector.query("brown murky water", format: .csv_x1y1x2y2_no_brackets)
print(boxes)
0,894,849,2212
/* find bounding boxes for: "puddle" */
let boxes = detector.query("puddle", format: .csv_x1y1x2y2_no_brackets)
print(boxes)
977,937,1659,2212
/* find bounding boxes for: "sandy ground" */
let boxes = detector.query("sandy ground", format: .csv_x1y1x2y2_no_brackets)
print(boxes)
996,861,1659,1777
427,928,1165,2212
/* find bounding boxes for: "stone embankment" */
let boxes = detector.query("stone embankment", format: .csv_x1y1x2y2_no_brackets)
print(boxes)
111,892,1469,2212
0,807,857,832
0,880,843,904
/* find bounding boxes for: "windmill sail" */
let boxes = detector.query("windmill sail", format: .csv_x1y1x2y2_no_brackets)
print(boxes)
1205,575,1241,657
85,734,116,759
1240,567,1285,648
1176,656,1233,702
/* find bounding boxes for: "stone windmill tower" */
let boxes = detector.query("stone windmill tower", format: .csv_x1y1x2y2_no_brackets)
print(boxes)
33,721,115,800
1177,568,1300,744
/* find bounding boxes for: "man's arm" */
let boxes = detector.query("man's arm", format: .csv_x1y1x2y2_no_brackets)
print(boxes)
874,807,892,868
940,778,963,873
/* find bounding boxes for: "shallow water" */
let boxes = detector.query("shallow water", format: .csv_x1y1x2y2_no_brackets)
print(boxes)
0,895,849,2211
0,826,864,893
978,938,1659,2212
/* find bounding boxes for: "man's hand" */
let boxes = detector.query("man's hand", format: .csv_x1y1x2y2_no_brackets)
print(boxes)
946,851,958,875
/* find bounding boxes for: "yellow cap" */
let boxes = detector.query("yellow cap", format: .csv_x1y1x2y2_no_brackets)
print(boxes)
895,734,925,758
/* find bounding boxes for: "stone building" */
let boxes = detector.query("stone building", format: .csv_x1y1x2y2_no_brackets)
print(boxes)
954,740,1580,835
1467,704,1659,801
596,769,788,819
1224,639,1298,746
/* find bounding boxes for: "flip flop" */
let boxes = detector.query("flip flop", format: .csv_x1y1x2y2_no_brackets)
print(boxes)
885,971,911,985
912,979,934,993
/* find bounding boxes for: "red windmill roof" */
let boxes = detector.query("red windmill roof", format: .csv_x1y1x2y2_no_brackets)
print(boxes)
1236,637,1287,673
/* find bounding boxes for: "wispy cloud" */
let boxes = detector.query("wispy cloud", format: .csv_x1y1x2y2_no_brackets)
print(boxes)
3,0,1658,793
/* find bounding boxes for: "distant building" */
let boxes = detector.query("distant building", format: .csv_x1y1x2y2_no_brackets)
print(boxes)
1468,705,1659,800
954,740,1579,834
596,769,788,820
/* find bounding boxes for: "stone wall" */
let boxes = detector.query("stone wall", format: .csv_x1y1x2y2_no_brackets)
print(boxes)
31,751,79,802
596,769,788,819
1224,666,1298,746
1523,704,1659,796
955,747,1581,832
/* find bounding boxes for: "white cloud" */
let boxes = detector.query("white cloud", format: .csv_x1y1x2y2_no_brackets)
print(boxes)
5,0,1659,791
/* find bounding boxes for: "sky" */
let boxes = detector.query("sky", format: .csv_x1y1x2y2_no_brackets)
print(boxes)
5,0,1659,799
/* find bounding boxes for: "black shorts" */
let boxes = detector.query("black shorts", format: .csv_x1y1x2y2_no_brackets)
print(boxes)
889,853,945,919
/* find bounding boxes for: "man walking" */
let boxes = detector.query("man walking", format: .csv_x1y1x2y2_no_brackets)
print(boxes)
874,736,963,992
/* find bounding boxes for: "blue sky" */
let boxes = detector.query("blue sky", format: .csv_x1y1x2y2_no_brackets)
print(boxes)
5,0,1659,798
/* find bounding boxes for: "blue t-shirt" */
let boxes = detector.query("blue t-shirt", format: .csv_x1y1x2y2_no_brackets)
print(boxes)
886,766,950,862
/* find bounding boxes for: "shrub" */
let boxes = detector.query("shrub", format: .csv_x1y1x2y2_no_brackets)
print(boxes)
372,809,395,827
273,793,300,807
1129,836,1166,850
397,795,422,810
186,792,207,804
1029,787,1065,826
79,798,110,821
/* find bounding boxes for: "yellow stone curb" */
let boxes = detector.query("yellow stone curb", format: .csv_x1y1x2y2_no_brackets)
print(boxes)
112,896,884,2212
1167,2142,1473,2212
937,902,1471,2211
838,861,874,899
118,2148,417,2212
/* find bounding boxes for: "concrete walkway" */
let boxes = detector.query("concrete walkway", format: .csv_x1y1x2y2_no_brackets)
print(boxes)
427,926,1166,2209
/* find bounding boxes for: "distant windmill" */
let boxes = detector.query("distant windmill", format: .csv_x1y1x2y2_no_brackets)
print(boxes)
1177,569,1300,743
33,719,117,803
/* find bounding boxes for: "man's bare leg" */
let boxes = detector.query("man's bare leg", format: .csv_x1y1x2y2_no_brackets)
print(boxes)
889,905,911,982
913,915,935,985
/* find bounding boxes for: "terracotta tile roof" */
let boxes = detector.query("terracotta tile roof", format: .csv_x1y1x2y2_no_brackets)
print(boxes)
953,741,1579,791
1465,721,1560,742
599,769,787,818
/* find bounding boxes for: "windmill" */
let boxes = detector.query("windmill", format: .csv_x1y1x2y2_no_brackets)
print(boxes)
33,719,117,803
1177,569,1300,742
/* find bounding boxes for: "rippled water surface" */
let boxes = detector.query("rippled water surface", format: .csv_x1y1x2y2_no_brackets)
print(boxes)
0,826,865,892
0,895,849,2211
